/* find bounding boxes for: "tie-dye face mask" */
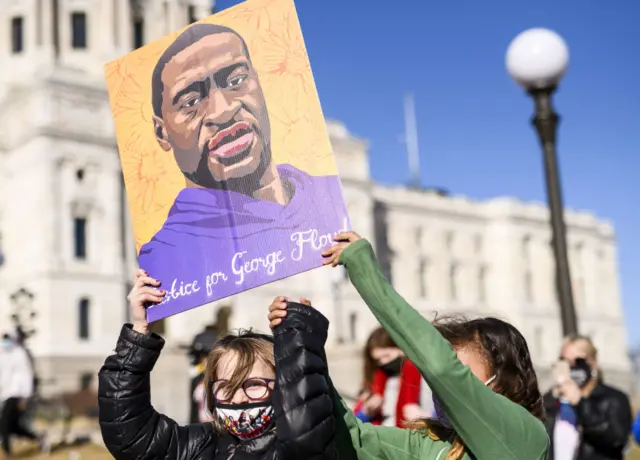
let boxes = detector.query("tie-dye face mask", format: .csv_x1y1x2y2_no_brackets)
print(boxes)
215,400,274,440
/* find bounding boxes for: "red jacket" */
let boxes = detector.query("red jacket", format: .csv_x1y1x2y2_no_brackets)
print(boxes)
354,358,422,428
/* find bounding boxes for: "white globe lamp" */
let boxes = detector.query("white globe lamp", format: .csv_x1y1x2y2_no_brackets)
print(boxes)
505,28,578,337
506,28,569,90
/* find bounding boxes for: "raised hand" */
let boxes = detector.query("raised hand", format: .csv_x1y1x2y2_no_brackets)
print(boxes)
268,296,312,329
321,231,362,267
127,269,165,334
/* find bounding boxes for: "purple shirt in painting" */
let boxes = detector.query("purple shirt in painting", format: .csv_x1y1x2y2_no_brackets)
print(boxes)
138,164,349,322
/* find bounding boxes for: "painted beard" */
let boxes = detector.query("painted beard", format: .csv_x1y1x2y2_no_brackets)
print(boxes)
215,400,274,441
184,124,271,193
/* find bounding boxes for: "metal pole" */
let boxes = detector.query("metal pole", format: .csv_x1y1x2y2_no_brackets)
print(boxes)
529,87,578,336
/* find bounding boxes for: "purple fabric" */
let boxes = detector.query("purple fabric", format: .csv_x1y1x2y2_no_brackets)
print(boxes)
138,164,349,322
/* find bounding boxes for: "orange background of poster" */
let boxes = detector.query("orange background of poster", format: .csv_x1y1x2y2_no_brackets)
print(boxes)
104,0,336,253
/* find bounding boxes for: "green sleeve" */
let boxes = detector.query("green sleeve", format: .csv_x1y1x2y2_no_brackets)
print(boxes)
339,239,549,460
327,375,432,460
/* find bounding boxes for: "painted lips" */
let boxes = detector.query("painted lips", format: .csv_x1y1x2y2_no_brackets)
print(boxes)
208,122,254,159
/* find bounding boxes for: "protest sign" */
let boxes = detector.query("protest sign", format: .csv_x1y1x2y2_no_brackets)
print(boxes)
105,0,350,321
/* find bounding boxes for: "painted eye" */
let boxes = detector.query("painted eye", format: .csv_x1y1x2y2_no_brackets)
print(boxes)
183,97,201,108
228,75,247,88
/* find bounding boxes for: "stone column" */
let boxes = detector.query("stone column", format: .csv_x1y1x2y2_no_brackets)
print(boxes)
118,0,131,52
40,0,53,64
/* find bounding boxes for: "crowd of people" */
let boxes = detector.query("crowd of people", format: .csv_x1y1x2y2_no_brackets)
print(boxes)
95,231,639,460
2,231,639,459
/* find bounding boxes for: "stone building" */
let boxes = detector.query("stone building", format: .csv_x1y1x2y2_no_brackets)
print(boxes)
0,0,631,423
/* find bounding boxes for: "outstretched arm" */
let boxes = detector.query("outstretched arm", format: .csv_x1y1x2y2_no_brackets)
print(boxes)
325,235,549,460
271,300,336,460
98,325,213,460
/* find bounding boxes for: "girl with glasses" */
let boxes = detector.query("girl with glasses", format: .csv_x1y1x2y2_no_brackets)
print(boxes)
98,270,337,460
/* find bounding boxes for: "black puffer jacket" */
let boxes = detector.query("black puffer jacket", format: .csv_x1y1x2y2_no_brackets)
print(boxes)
98,303,336,460
543,382,632,460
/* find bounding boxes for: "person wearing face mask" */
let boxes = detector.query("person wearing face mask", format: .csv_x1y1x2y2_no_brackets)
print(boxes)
543,335,632,460
353,327,432,427
98,269,337,460
269,232,549,460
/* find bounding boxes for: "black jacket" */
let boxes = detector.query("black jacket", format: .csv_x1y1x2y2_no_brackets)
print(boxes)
543,382,632,460
98,304,336,460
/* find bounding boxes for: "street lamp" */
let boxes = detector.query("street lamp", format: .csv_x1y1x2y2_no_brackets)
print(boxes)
506,28,578,336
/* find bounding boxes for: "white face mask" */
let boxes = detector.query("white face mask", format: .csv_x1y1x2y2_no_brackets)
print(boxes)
432,374,496,429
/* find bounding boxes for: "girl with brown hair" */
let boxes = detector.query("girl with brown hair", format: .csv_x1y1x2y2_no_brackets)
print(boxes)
98,270,337,460
270,231,549,460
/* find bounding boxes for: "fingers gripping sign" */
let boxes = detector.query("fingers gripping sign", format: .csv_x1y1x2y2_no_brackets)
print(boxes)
128,269,166,334
321,231,362,267
268,296,312,329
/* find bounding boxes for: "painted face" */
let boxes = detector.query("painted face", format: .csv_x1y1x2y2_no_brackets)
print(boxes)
155,32,271,187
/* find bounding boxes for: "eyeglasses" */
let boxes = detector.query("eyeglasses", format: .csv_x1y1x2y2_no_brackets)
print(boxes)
211,378,275,403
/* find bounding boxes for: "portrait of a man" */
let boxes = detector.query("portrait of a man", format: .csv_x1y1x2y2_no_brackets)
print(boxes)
132,22,349,321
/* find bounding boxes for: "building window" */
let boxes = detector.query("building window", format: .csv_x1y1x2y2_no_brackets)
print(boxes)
133,19,144,49
74,217,87,259
449,263,458,301
574,276,586,308
574,243,584,273
78,298,90,339
71,12,87,49
0,231,5,267
80,372,93,390
76,168,85,181
522,235,531,262
474,234,483,255
188,5,197,24
349,312,357,342
534,326,544,358
445,231,454,252
415,227,423,247
112,0,119,47
525,271,533,303
478,265,487,303
11,17,24,53
418,258,428,298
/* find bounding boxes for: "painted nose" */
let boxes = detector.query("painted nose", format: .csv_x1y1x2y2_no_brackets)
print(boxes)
203,89,241,126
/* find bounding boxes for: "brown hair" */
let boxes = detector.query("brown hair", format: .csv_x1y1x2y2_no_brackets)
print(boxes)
362,327,397,389
203,329,275,427
407,316,544,460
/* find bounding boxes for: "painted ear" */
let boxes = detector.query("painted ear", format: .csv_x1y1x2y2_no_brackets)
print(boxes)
152,115,172,152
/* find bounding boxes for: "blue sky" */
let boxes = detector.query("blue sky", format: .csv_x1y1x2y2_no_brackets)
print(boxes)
214,0,639,346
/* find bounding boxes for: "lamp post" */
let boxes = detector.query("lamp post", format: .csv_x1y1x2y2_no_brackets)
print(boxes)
506,28,578,336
